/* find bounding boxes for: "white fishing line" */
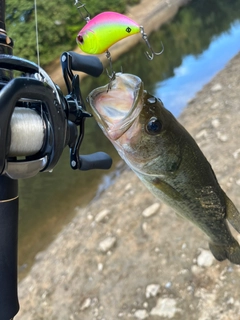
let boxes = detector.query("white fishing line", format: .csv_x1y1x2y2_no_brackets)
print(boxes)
9,108,45,156
34,0,40,67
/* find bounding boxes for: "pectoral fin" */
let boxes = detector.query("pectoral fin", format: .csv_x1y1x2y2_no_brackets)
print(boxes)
152,177,182,201
224,193,240,233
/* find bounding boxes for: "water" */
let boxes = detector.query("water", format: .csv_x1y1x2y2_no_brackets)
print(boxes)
18,0,240,276
156,21,240,116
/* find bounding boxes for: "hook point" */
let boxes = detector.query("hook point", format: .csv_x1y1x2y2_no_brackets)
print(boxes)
140,26,164,60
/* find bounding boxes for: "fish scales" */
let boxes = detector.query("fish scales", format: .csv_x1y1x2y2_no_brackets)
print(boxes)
88,73,240,265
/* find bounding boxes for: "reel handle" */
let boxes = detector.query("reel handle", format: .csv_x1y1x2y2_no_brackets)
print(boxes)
69,51,103,77
80,152,112,171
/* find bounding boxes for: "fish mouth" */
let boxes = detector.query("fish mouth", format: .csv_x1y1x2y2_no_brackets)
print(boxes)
87,73,143,140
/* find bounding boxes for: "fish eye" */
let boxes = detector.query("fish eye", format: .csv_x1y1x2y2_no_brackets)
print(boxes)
77,35,84,44
145,117,162,135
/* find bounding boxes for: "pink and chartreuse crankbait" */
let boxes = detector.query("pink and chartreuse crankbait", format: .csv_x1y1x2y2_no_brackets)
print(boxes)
76,11,163,60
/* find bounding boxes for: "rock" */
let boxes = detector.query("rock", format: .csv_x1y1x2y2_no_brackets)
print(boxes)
34,251,45,262
146,284,160,298
125,183,132,191
118,312,124,318
197,249,215,267
210,102,220,109
227,297,234,305
203,96,212,104
165,282,172,289
98,236,117,253
191,265,203,275
95,209,111,222
217,131,228,142
233,148,240,159
211,118,220,128
150,298,181,318
195,129,208,140
142,203,160,217
142,222,148,233
211,83,223,92
80,298,91,310
98,263,103,271
134,309,149,319
181,243,187,250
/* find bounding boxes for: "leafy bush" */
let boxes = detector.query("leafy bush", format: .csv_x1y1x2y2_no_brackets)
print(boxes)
6,0,129,66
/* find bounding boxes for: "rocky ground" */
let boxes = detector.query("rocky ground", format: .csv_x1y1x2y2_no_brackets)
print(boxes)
16,1,240,320
17,50,240,320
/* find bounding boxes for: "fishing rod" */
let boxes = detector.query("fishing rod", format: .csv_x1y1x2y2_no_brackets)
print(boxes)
0,1,112,319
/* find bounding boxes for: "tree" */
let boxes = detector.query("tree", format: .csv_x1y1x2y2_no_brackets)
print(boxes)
5,0,130,66
6,0,75,65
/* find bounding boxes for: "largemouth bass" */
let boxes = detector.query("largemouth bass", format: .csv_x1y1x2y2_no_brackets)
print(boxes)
88,73,240,265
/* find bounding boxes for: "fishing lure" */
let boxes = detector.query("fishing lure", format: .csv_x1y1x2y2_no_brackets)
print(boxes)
76,10,163,83
76,11,163,59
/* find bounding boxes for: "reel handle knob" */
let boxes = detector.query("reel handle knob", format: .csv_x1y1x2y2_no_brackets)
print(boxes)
68,51,103,77
79,152,112,171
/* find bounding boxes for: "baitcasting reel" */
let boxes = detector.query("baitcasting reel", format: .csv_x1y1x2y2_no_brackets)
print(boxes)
0,3,113,319
0,51,112,180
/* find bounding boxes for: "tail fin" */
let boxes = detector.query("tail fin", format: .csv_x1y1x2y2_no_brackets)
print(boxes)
209,241,240,265
224,193,240,233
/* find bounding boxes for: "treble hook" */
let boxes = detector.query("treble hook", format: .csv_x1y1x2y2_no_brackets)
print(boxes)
140,26,164,60
105,50,116,91
74,1,91,22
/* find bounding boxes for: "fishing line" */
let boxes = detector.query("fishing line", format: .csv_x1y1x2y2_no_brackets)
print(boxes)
34,0,40,68
34,0,47,140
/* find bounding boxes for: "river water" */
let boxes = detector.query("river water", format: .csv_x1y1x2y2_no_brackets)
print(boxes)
18,0,240,276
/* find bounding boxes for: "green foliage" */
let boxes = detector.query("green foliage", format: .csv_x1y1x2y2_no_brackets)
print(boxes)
5,0,240,68
6,0,74,65
126,0,141,5
6,0,127,66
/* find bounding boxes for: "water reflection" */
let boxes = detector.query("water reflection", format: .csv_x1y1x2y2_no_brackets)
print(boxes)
157,20,240,116
18,0,240,275
18,123,119,275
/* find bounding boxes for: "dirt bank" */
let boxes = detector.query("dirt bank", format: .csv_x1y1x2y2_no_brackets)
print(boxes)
47,0,189,89
17,48,240,320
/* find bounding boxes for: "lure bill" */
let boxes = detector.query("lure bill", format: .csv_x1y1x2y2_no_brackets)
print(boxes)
88,73,240,265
